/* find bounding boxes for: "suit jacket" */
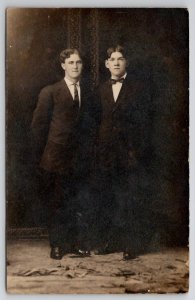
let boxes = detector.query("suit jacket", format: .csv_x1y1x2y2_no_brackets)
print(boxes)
96,74,154,176
31,79,96,175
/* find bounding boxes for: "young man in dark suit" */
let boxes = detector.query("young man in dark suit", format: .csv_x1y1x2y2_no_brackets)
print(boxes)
95,45,153,259
31,49,95,259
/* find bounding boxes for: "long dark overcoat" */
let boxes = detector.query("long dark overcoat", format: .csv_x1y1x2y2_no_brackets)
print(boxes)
95,74,154,250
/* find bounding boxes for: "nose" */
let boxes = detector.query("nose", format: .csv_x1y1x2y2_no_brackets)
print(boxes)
114,59,119,66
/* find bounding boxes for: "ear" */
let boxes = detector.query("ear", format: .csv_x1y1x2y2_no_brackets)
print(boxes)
61,63,66,71
105,60,109,69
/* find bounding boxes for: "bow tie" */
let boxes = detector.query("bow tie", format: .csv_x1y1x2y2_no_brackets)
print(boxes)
110,78,125,85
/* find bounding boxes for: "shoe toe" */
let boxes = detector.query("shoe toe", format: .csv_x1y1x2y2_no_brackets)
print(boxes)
123,251,137,260
77,249,91,256
50,247,64,260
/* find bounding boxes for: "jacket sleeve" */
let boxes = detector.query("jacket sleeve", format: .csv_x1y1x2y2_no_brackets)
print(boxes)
30,86,53,165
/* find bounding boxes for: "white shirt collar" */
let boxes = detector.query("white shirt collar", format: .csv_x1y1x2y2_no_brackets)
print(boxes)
111,72,127,80
64,77,80,87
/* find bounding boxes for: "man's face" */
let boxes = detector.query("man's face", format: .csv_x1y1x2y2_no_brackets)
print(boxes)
61,53,83,81
105,51,128,79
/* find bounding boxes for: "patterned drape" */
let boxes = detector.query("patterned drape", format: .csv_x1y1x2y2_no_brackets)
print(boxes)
67,8,99,88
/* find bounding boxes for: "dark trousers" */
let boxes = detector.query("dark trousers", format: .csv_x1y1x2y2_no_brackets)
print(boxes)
40,170,93,250
96,159,152,254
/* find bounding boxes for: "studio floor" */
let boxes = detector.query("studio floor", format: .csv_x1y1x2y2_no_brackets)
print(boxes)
7,239,189,294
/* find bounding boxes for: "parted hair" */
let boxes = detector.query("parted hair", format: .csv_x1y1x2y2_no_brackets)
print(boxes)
60,48,83,63
106,45,128,59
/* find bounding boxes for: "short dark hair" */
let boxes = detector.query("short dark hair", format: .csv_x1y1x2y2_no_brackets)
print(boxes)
106,45,128,59
60,48,82,63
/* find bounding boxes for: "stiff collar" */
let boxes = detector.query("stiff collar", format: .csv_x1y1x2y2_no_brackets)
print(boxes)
64,77,80,87
111,72,127,80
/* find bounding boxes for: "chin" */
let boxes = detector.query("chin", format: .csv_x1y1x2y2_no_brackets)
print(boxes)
113,71,123,77
71,75,80,79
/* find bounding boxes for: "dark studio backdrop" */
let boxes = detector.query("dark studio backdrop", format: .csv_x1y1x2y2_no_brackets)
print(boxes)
6,8,189,246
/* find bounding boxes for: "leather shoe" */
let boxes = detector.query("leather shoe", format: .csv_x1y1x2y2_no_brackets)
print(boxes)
50,246,64,260
74,249,91,257
123,250,137,260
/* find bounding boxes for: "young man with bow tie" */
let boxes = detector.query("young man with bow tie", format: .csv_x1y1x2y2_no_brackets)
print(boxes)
95,45,154,259
31,49,96,260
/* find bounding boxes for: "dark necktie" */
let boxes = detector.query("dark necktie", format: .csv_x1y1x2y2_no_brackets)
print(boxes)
110,78,125,85
73,83,80,113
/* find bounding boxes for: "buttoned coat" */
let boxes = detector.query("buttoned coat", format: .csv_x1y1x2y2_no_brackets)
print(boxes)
96,74,154,178
31,79,96,176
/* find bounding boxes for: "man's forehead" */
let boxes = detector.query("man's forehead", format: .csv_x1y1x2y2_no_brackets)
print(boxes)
109,52,124,59
66,54,82,61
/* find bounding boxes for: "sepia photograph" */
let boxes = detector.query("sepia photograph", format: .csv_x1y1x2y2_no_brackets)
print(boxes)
6,7,189,294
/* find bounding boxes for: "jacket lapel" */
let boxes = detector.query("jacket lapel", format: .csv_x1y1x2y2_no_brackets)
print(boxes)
103,81,115,106
57,79,73,104
112,76,136,112
58,79,86,110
